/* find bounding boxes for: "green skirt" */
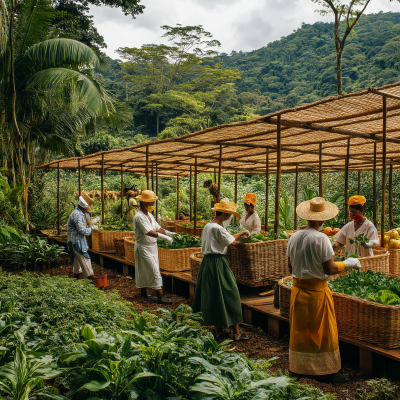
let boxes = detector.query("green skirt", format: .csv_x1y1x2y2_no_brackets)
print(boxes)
192,254,243,327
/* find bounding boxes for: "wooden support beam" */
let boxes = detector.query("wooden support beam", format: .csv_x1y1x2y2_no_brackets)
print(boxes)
344,139,350,223
217,145,222,203
78,158,81,196
381,97,387,246
194,158,198,236
294,165,298,230
319,143,323,196
234,171,238,224
373,143,377,227
146,145,149,189
120,165,124,220
156,163,159,222
151,163,154,191
359,348,373,378
274,115,282,234
214,168,216,184
268,317,280,338
265,149,269,229
101,153,105,225
389,159,393,230
57,162,60,236
358,170,361,195
190,166,192,221
369,87,400,102
176,174,180,220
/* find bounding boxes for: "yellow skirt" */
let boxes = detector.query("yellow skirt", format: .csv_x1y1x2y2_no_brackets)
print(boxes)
289,277,341,375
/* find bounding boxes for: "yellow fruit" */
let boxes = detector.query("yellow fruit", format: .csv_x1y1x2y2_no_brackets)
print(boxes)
389,239,400,250
384,235,391,246
390,231,400,240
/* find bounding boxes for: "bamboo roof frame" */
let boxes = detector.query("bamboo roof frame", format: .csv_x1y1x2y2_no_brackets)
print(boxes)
37,81,400,176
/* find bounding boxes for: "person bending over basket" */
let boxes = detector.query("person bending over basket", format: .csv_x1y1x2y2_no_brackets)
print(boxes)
288,197,361,383
192,200,250,341
134,190,177,305
239,193,262,233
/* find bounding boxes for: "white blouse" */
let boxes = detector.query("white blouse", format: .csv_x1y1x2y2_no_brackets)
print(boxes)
239,211,262,233
202,223,236,255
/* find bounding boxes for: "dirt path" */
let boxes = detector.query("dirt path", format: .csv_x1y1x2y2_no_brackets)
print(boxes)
15,256,370,399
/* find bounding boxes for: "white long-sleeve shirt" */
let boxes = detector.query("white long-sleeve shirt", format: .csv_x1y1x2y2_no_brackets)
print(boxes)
239,211,262,233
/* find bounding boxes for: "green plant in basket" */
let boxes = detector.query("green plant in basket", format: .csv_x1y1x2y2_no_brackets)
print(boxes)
240,229,289,243
158,233,201,249
99,220,133,232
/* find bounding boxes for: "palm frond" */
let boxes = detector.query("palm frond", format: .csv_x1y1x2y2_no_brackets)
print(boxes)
99,101,133,131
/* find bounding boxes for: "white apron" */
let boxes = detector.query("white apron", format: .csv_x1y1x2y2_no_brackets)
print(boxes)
133,210,163,289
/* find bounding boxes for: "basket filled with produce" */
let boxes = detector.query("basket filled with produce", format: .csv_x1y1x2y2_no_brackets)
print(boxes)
91,222,135,253
280,271,400,348
158,233,201,272
124,237,135,264
227,230,290,284
176,221,208,236
378,229,400,276
190,252,204,280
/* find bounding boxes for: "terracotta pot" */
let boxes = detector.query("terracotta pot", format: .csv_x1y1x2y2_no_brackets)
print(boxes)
93,275,108,289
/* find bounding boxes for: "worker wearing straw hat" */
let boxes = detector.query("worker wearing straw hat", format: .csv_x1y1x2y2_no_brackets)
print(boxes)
126,190,139,224
333,195,379,257
288,197,362,382
192,200,250,341
134,190,176,304
203,180,233,229
239,193,262,233
67,195,99,280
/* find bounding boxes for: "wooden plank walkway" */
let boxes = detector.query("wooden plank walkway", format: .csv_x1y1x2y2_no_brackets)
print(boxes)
47,235,400,377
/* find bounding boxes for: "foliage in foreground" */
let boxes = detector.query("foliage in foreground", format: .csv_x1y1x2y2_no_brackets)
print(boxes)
0,272,337,399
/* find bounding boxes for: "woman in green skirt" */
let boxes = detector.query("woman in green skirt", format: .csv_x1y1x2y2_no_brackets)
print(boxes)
192,200,250,341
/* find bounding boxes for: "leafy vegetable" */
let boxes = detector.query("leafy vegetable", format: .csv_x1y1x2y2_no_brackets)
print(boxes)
180,221,208,228
240,229,289,243
157,233,201,249
99,220,133,231
227,223,246,235
349,233,370,256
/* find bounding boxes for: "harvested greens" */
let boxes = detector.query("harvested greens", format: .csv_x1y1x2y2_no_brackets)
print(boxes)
348,233,370,256
99,221,133,231
240,229,289,243
157,233,201,249
328,270,400,305
227,223,246,235
180,221,208,228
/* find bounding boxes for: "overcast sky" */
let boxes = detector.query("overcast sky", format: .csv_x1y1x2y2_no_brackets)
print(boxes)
90,0,400,59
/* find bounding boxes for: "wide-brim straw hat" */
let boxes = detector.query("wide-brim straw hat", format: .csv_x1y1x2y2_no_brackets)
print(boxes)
212,200,241,218
296,197,339,221
82,194,94,207
135,190,158,202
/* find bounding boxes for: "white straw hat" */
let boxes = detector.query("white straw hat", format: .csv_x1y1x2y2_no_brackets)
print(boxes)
296,197,339,221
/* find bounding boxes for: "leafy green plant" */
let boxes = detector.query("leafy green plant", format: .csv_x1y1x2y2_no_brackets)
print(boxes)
358,378,399,400
279,190,293,230
99,220,133,231
157,233,201,249
349,233,370,256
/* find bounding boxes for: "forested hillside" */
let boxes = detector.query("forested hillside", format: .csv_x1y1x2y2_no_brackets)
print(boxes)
98,11,400,142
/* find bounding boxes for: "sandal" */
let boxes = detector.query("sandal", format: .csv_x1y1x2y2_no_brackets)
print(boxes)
234,333,251,341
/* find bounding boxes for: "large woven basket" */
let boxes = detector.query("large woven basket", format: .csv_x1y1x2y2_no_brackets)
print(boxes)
279,274,400,348
190,252,204,280
162,218,190,232
124,237,135,264
227,239,290,284
92,230,135,253
158,247,200,272
176,223,206,237
374,247,400,276
114,238,125,258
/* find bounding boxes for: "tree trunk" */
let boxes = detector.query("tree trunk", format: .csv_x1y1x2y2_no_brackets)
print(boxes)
336,48,343,95
1,110,5,174
156,112,160,135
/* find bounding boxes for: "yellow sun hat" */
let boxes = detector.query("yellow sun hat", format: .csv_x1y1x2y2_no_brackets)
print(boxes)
348,195,367,206
212,200,241,218
244,193,257,206
296,197,339,221
135,190,158,202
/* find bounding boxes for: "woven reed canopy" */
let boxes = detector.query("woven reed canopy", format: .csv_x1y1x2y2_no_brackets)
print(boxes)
37,82,400,176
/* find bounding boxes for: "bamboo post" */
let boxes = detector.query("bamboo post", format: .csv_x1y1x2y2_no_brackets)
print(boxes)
78,158,81,196
373,143,377,227
145,145,149,190
344,139,350,223
156,163,159,221
389,159,393,230
190,166,192,221
319,143,323,197
101,154,105,224
234,171,238,224
120,165,124,219
217,145,222,202
381,97,387,245
265,149,269,230
214,168,216,184
274,116,282,234
194,158,198,236
57,162,60,235
358,170,361,195
151,163,154,191
176,174,180,220
294,164,298,230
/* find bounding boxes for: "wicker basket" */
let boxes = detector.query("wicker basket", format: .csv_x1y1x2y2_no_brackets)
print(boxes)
92,229,135,253
176,223,206,237
114,238,125,258
190,252,204,280
124,237,135,264
162,218,190,232
279,275,400,348
374,247,400,276
227,239,290,284
158,247,200,272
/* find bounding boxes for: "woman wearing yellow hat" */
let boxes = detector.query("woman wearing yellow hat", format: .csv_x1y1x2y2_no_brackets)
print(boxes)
239,193,262,233
126,190,139,224
134,190,177,304
333,195,379,257
192,200,250,341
